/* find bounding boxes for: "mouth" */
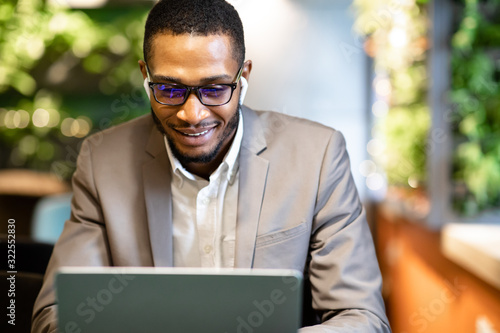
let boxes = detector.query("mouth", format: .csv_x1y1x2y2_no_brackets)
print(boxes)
174,125,217,136
178,129,211,137
170,125,218,147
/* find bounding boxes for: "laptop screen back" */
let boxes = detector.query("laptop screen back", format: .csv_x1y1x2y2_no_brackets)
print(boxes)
56,267,303,333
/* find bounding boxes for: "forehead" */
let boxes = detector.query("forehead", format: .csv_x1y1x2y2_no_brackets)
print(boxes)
148,33,238,77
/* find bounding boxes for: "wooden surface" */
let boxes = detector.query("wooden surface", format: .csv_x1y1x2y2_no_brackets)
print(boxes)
375,204,500,333
0,169,70,196
0,169,70,236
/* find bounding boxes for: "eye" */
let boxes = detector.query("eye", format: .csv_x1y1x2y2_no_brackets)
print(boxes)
200,85,229,98
156,84,186,99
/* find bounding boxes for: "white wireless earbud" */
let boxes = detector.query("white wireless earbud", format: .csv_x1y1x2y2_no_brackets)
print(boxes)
239,76,248,105
143,78,151,100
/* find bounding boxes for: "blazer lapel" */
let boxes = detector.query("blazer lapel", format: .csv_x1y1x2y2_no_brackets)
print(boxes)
143,126,174,267
235,107,269,268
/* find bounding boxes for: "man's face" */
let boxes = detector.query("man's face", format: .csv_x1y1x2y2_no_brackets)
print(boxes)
140,33,251,166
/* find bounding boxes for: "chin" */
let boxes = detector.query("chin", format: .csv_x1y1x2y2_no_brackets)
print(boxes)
172,144,221,164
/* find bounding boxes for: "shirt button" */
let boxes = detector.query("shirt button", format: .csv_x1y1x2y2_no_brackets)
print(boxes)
204,245,212,254
202,198,210,205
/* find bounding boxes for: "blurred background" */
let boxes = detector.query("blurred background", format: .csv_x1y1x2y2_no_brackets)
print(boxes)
0,0,499,332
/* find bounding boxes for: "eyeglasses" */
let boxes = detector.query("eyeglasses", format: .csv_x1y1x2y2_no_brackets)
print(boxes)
145,64,244,106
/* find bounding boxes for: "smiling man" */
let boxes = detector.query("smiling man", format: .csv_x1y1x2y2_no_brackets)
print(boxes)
32,0,391,332
141,32,247,179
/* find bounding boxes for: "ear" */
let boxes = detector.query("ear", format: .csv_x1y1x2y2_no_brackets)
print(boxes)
241,60,252,82
138,60,148,80
139,60,152,100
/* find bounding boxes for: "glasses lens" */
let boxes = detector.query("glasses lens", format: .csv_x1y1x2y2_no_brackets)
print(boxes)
199,85,232,105
154,84,187,105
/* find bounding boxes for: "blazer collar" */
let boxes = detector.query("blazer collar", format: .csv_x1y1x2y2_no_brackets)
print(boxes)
240,105,267,155
235,106,269,268
143,124,174,267
145,121,166,158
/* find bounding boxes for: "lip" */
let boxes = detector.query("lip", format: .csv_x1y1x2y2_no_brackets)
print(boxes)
171,125,217,146
175,126,215,135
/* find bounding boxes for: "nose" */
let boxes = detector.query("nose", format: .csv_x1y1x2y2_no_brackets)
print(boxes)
176,93,210,125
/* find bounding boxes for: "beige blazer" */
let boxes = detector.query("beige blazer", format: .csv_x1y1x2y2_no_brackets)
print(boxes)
32,106,391,332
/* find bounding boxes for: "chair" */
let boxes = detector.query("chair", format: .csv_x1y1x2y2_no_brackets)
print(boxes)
0,236,53,333
31,192,72,244
0,236,53,275
301,276,321,326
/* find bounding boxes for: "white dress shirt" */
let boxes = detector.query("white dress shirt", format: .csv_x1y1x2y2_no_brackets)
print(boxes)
164,112,243,268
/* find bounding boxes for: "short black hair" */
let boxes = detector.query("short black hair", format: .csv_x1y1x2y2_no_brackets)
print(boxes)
143,0,245,65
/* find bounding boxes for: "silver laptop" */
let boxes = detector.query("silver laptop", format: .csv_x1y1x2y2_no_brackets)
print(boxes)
56,267,303,333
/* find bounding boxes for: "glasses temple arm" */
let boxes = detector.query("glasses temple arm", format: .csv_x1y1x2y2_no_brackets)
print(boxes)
145,63,153,83
234,65,244,84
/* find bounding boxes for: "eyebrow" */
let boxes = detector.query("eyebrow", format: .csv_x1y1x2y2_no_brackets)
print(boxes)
151,73,233,85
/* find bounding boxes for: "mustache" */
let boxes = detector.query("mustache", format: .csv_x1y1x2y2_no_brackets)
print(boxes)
150,104,241,134
150,108,219,133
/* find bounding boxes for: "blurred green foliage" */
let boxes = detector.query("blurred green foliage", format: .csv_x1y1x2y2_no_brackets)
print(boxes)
450,0,500,215
382,104,430,185
354,0,500,216
0,0,150,179
353,0,431,188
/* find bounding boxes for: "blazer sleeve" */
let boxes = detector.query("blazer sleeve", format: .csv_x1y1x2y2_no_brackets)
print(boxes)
300,131,391,332
32,139,112,333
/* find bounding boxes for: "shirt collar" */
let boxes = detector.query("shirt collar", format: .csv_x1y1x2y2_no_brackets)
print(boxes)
164,110,243,186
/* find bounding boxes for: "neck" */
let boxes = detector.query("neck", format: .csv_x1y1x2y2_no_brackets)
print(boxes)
183,156,224,180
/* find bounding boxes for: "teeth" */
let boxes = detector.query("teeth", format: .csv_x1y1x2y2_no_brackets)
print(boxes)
185,129,209,137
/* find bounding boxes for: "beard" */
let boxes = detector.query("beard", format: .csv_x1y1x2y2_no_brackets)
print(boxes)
151,105,240,165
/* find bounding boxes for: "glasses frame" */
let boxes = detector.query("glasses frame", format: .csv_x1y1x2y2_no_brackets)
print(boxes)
145,63,244,106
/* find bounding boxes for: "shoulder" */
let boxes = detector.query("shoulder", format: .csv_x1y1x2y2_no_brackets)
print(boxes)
242,106,344,153
75,113,158,172
72,114,157,186
82,113,154,151
252,108,336,135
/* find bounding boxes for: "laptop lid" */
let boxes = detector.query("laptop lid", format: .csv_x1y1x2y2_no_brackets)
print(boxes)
56,267,303,333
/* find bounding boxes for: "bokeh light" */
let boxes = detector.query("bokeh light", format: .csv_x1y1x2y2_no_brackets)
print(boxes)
33,108,50,128
60,116,92,138
359,160,377,178
367,139,385,157
372,100,389,117
3,110,30,129
19,135,38,155
374,78,392,97
366,173,385,191
108,35,130,55
388,28,408,48
408,175,419,189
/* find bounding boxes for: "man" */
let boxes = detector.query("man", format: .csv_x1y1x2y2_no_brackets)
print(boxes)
32,0,391,331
